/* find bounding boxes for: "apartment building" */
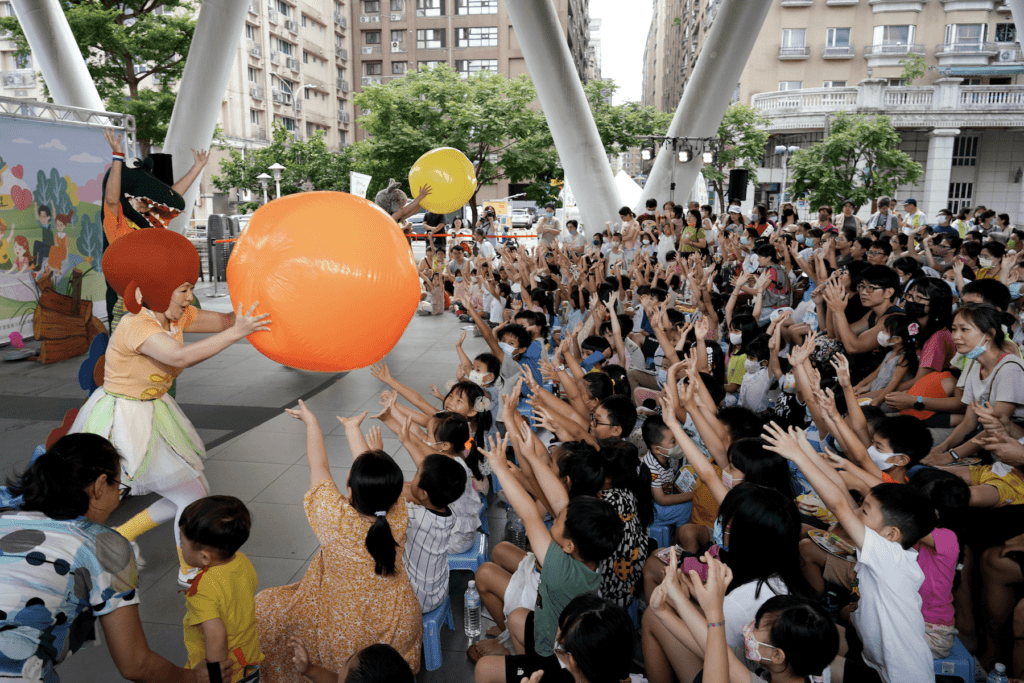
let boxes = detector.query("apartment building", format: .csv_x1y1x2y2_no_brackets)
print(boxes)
642,0,1024,220
0,1,44,101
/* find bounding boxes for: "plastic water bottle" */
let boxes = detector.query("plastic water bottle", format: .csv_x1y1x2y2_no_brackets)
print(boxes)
507,507,527,550
987,663,1009,683
464,580,482,637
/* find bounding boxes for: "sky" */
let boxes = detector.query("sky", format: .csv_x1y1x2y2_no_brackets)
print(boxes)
589,0,653,104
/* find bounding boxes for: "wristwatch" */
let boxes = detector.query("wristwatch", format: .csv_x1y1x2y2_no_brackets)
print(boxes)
915,396,925,408
949,450,961,462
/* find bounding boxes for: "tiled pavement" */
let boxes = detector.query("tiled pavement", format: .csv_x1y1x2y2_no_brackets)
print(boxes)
0,275,502,683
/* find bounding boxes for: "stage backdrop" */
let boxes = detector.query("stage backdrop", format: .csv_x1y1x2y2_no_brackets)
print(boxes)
0,115,113,342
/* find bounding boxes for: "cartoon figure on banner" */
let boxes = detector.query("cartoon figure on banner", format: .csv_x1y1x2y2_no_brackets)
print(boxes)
69,227,270,586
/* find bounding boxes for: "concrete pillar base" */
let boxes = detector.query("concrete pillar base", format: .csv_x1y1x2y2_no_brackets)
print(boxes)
922,128,960,218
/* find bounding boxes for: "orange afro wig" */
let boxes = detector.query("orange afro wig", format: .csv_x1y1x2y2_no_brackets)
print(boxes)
102,229,200,315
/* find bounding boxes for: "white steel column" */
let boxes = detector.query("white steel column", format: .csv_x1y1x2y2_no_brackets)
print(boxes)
505,0,621,234
922,129,958,220
638,0,772,210
10,0,102,109
1010,1,1024,51
163,0,249,234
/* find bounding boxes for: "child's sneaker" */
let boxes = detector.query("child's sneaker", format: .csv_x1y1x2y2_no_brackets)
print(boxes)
129,541,146,569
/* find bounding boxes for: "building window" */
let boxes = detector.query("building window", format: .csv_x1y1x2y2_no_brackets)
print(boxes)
873,25,915,46
364,0,380,12
337,66,346,79
248,66,259,82
275,0,291,17
455,59,497,77
274,75,294,94
456,26,497,48
945,24,986,46
418,60,445,69
416,0,445,17
823,80,847,87
948,182,973,214
278,116,296,131
365,31,382,44
303,50,309,63
391,0,404,9
250,109,261,124
826,27,850,47
393,61,407,74
340,130,347,146
365,62,383,75
391,29,405,43
995,23,1016,43
455,0,497,14
781,28,806,48
952,136,978,166
245,23,256,40
778,81,803,91
277,38,295,55
416,28,446,49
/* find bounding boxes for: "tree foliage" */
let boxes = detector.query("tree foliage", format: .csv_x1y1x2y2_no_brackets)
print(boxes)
900,54,927,84
701,104,770,213
211,125,354,213
788,112,923,212
584,80,672,155
0,0,197,154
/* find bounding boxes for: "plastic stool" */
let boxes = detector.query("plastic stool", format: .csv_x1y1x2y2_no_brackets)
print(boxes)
449,532,489,573
479,494,489,536
933,636,973,683
422,595,454,671
648,524,671,549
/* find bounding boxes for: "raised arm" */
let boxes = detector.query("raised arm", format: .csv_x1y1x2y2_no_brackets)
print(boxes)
285,400,333,490
661,392,726,504
482,433,554,563
171,148,209,196
103,129,124,215
370,362,436,415
391,184,432,223
138,302,270,369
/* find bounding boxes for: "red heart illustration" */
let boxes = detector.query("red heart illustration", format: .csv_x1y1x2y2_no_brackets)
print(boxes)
11,165,23,179
10,185,32,211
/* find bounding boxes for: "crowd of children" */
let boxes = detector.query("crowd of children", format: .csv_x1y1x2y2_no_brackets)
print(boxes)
8,194,1024,683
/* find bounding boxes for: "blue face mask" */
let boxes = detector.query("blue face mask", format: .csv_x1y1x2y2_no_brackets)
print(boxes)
740,236,749,245
1010,283,1023,300
712,516,729,553
796,234,806,245
656,368,668,387
965,340,988,360
593,239,600,246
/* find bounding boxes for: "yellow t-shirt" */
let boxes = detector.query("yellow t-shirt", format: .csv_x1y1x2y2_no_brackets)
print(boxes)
726,353,747,386
690,461,722,528
103,305,198,399
183,552,264,679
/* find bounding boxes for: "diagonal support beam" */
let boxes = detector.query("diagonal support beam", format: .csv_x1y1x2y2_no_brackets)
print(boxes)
164,0,249,234
11,0,102,110
505,0,621,234
638,0,773,211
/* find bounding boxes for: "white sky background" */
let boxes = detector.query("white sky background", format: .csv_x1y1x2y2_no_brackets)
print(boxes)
589,0,653,104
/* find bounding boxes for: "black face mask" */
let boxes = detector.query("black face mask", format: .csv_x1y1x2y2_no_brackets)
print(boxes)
904,301,927,319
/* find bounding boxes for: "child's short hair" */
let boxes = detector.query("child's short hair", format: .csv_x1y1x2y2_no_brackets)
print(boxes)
563,495,624,564
874,415,932,466
418,454,467,509
909,468,970,532
475,353,501,383
581,373,613,402
581,335,611,354
498,324,531,351
346,643,414,683
742,335,770,363
869,483,937,549
640,414,668,449
756,596,839,679
859,404,886,428
599,395,637,437
178,495,252,560
717,407,764,442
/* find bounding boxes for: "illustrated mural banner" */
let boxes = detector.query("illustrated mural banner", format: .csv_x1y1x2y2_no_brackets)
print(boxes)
0,116,113,343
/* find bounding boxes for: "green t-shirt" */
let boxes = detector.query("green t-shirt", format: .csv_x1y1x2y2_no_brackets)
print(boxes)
727,353,748,386
533,542,600,657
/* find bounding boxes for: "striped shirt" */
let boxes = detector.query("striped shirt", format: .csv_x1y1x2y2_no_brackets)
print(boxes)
404,501,455,613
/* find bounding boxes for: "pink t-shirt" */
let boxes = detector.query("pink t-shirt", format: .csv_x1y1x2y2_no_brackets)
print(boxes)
917,527,958,626
918,329,956,373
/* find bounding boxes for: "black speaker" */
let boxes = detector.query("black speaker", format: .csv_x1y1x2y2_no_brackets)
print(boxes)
148,153,174,186
728,169,749,202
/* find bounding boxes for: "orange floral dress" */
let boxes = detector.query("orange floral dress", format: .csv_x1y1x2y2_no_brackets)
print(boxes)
255,481,423,681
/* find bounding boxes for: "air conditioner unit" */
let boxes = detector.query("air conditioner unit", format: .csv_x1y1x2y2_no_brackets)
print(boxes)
391,41,401,49
361,46,375,54
359,16,369,22
250,45,262,57
285,19,298,32
390,13,403,20
998,49,1015,62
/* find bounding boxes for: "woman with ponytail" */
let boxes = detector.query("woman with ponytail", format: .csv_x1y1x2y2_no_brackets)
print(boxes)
0,434,231,683
256,400,422,679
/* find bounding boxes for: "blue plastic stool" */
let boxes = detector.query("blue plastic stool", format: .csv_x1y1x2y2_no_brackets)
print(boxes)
648,524,671,549
449,532,489,573
422,595,454,671
478,493,489,536
933,636,973,683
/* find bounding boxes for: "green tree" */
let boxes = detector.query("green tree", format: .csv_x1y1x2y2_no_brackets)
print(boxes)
212,125,354,213
701,104,770,213
788,112,923,212
900,53,927,84
0,0,197,155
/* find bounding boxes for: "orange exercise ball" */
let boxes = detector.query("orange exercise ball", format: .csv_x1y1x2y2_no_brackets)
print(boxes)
227,191,420,372
408,147,478,214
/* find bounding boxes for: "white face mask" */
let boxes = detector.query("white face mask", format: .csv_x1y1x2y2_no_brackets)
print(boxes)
867,445,899,471
979,257,995,268
877,331,892,347
642,239,651,245
656,444,683,459
729,332,743,346
722,469,743,490
468,370,490,386
744,359,763,374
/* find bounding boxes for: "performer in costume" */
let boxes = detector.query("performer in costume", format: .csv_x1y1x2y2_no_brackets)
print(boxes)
69,228,271,585
101,129,208,330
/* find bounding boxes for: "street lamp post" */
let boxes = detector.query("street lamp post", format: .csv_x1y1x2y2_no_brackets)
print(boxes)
257,173,271,205
268,162,285,200
775,145,800,206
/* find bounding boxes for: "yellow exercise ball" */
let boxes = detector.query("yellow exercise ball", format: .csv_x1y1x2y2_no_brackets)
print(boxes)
408,147,478,215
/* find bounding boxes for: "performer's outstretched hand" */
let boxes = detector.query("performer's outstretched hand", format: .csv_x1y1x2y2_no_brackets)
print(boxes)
104,129,123,156
232,301,272,337
191,148,210,168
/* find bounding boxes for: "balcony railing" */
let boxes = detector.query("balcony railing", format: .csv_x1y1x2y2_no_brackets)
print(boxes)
248,1,258,14
778,46,810,59
959,85,1024,106
752,87,859,111
936,42,997,54
271,89,292,105
338,110,351,123
751,82,1024,117
335,46,348,60
286,56,301,71
335,12,348,28
863,43,926,56
269,50,281,64
267,8,278,24
822,45,855,59
780,0,813,5
1,70,36,88
336,78,350,91
250,85,265,100
883,87,933,107
248,42,262,58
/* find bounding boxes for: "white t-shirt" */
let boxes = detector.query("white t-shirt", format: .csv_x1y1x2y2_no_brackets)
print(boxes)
850,528,933,683
477,240,495,261
489,296,506,324
960,354,1024,419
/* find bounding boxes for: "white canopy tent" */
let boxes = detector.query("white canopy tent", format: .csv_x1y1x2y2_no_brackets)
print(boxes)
614,170,644,212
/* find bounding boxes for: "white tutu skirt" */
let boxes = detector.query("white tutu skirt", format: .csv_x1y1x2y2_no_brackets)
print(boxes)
69,388,207,495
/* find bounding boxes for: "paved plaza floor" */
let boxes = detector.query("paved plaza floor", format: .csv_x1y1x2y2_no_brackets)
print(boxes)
0,279,500,682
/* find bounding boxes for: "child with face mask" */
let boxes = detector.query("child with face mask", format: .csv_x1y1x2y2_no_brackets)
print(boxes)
641,415,694,529
738,336,773,414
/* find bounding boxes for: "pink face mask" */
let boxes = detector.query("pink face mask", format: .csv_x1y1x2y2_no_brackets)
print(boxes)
742,620,774,663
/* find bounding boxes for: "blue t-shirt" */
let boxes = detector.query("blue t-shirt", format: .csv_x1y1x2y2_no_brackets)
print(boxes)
0,510,140,681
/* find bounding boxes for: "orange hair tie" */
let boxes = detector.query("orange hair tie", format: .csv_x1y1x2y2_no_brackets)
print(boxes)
465,438,474,452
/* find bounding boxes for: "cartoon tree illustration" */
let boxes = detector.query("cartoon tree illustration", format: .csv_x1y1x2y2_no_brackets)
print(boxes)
76,212,103,272
33,168,74,222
